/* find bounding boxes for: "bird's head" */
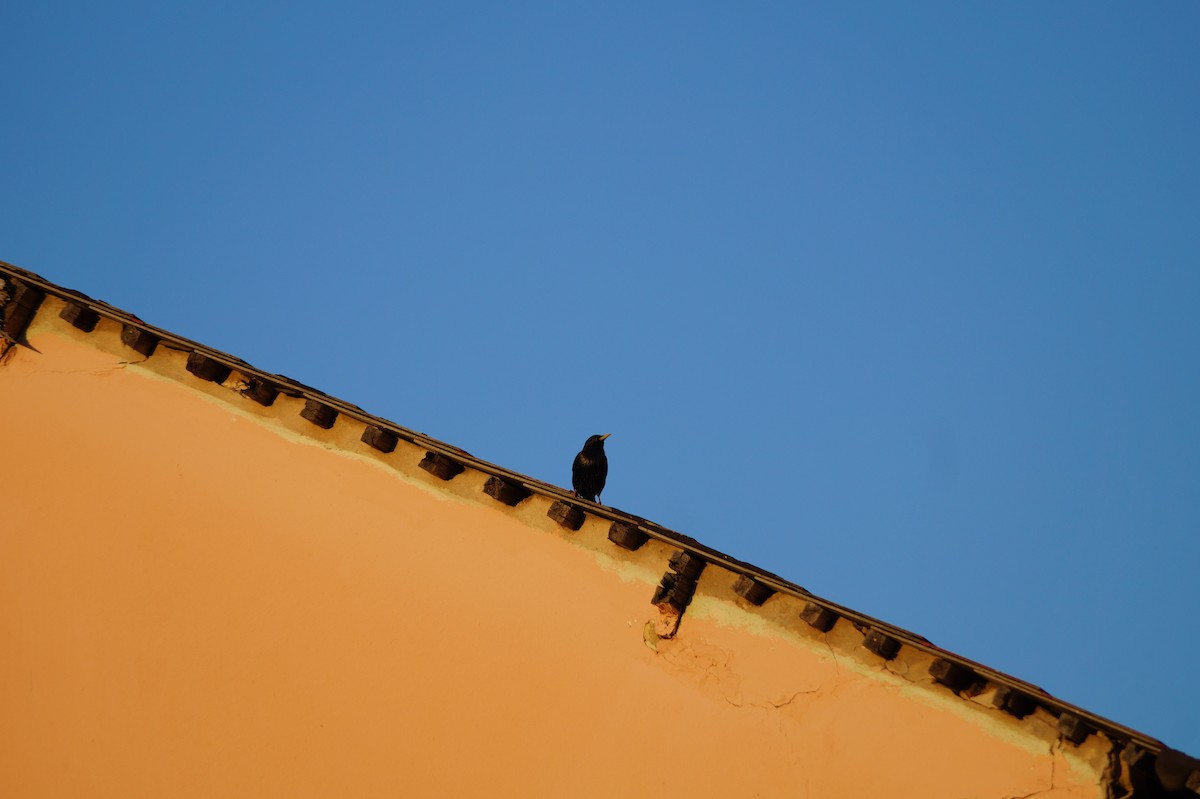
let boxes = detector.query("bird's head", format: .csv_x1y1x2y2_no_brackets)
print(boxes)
583,433,611,453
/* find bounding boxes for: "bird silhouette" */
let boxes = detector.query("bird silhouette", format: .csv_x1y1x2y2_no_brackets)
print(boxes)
572,433,611,503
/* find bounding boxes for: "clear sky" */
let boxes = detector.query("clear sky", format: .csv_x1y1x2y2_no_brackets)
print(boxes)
4,2,1198,753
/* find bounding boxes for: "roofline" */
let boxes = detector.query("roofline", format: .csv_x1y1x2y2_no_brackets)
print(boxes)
0,259,1172,756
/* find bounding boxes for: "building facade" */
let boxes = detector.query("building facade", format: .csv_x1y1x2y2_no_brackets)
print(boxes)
2,262,1196,797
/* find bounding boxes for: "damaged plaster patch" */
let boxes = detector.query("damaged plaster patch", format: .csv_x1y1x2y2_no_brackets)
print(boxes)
643,621,659,652
688,593,807,641
652,605,682,639
1000,741,1097,799
651,633,825,712
685,593,1105,781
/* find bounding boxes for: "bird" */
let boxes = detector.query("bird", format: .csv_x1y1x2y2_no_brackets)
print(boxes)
572,433,611,503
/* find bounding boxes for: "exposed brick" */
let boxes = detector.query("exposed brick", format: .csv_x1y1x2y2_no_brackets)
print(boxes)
1057,713,1093,745
547,500,585,531
732,575,774,606
608,521,649,551
59,301,99,332
929,659,976,693
993,686,1036,719
242,377,279,406
419,452,465,481
300,399,338,429
652,572,698,613
482,475,531,506
1,281,44,340
361,425,399,453
120,325,158,356
186,352,232,383
799,602,838,632
668,550,707,580
862,629,900,660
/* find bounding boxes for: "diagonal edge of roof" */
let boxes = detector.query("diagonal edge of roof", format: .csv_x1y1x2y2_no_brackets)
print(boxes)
0,259,1176,758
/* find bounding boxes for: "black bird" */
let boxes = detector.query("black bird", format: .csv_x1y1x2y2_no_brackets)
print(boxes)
572,433,611,503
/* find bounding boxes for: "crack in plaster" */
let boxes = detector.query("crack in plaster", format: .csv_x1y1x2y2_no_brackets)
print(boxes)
19,324,1116,798
687,594,1106,785
821,634,844,677
4,313,1131,799
722,688,820,711
23,360,145,378
1002,742,1067,799
654,635,828,714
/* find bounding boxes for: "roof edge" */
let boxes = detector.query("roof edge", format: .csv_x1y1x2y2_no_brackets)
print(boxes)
1,259,1184,769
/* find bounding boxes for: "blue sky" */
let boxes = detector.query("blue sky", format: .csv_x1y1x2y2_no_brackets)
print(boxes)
4,3,1198,753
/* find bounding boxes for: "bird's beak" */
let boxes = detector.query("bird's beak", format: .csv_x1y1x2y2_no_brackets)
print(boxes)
600,433,612,440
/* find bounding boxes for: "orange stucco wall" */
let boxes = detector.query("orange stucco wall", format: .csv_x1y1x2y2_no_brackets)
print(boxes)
1,306,1111,798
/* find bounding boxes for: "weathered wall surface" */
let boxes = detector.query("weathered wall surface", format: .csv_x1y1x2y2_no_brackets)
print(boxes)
0,305,1111,798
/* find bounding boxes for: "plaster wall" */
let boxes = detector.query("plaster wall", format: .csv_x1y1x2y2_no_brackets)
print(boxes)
0,309,1109,798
